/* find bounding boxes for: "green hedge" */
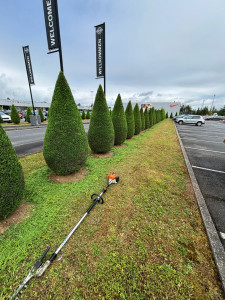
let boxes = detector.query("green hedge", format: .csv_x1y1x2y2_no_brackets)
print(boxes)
0,125,25,220
133,103,141,135
111,94,127,145
88,85,114,153
43,71,88,175
125,101,135,139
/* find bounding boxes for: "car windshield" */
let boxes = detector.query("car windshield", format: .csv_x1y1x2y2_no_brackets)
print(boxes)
0,112,6,116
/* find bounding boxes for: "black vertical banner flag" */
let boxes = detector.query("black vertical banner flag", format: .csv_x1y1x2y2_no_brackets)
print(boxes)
43,0,59,50
22,46,35,85
95,23,105,78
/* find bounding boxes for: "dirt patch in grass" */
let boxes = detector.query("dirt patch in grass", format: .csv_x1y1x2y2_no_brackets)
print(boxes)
49,168,89,183
0,201,33,234
113,144,126,148
90,151,114,158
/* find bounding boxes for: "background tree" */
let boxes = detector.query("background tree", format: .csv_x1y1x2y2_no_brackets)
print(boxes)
0,125,25,220
44,71,88,175
38,108,45,122
125,101,135,138
140,107,145,131
218,105,225,116
88,85,114,153
149,108,153,127
81,110,86,119
133,103,141,135
11,104,20,124
111,94,127,145
161,108,166,120
86,110,90,119
25,107,32,123
144,108,150,129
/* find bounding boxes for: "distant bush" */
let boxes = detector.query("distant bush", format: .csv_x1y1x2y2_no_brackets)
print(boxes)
166,112,168,118
133,103,141,135
11,105,20,124
86,110,90,119
175,112,178,116
88,85,114,153
25,107,32,122
38,108,45,122
111,94,127,145
125,101,135,139
43,71,88,175
161,108,166,120
144,109,150,129
170,112,173,119
0,125,25,220
81,110,86,119
0,115,3,123
140,107,145,131
152,108,156,124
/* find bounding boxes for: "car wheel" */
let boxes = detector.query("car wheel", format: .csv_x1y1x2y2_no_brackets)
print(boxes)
178,120,183,125
196,122,202,126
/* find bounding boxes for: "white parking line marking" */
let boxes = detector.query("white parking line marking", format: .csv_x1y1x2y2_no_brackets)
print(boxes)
181,137,223,144
185,147,225,154
219,232,225,239
192,166,225,174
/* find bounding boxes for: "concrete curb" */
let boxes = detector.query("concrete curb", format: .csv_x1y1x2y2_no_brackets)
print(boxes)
174,123,225,293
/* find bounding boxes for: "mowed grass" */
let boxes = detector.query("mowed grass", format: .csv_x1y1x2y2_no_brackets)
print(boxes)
0,119,224,299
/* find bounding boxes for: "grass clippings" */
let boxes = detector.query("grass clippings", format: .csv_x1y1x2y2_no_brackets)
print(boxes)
0,119,224,299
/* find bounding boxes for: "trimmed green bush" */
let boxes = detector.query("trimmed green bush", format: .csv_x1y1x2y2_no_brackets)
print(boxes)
149,108,153,127
140,107,145,131
111,94,127,145
133,103,141,135
81,110,86,119
43,71,88,175
175,112,178,116
38,108,45,122
88,85,114,153
0,115,3,123
11,105,20,124
0,125,25,220
152,108,156,124
144,109,150,129
125,101,135,139
166,112,168,118
161,108,166,120
156,110,161,123
170,112,173,119
86,110,90,119
25,107,32,122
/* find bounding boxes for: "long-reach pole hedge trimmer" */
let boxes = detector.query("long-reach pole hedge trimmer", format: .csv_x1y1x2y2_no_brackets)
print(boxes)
9,173,119,300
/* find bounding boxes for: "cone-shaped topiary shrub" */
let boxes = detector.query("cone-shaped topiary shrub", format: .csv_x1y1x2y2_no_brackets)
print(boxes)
111,94,127,145
152,108,156,124
38,108,45,122
166,112,168,118
133,103,141,135
170,112,173,119
161,108,166,120
43,71,88,175
11,105,20,124
140,107,145,131
86,110,90,119
88,85,114,153
156,110,161,123
125,101,135,139
149,108,153,127
144,109,150,129
25,107,32,122
0,125,25,220
175,112,178,116
0,116,3,123
81,110,86,119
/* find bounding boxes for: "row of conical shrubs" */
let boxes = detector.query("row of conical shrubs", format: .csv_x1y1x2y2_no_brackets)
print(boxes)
0,71,168,220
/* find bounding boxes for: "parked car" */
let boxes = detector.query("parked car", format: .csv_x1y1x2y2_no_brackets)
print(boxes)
0,111,12,122
176,115,205,126
9,112,23,119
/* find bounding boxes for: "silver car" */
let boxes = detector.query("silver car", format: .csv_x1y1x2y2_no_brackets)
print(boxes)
176,115,205,126
0,111,12,123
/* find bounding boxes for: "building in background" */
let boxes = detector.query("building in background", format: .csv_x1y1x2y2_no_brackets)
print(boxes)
0,98,50,111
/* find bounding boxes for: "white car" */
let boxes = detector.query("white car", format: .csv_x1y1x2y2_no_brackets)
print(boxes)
176,115,205,126
0,111,12,123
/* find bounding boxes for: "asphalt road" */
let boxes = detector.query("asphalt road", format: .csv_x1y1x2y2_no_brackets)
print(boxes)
5,123,89,157
176,121,225,247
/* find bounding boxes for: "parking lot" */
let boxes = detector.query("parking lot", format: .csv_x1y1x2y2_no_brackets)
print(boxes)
176,121,225,248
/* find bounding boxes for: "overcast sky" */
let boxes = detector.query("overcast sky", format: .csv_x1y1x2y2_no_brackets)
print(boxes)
0,0,225,109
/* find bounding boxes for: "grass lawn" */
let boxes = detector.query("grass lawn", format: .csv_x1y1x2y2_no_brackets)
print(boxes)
0,119,224,299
